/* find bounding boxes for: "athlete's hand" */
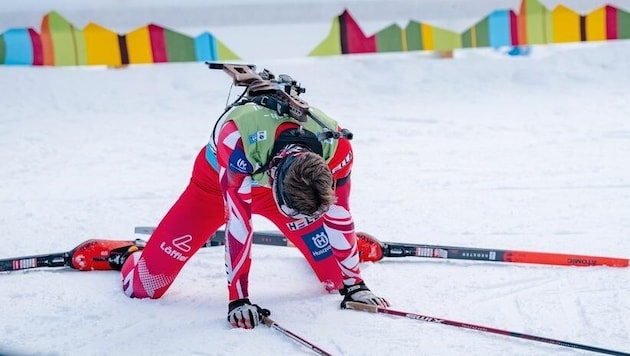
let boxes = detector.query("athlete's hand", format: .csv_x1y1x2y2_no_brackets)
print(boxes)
227,298,271,329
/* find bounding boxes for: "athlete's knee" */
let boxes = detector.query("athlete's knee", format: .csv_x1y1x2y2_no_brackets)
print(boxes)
121,250,174,299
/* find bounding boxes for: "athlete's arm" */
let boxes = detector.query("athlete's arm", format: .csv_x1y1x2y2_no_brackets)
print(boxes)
216,121,255,301
324,136,364,286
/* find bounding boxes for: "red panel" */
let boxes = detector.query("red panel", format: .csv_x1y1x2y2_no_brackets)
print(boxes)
605,5,618,39
341,10,376,54
148,24,168,63
509,10,519,45
28,28,44,65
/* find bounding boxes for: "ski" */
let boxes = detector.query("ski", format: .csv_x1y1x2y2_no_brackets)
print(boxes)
136,227,630,267
0,239,144,272
0,230,287,272
0,251,70,271
345,302,630,356
5,228,625,272
378,240,629,267
133,226,291,247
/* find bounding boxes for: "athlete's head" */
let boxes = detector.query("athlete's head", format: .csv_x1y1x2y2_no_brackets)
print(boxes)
272,149,335,219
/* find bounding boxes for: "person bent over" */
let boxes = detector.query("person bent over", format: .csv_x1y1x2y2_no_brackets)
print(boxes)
120,66,388,329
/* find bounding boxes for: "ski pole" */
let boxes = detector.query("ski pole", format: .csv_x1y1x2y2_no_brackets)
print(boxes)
263,317,333,356
345,302,630,355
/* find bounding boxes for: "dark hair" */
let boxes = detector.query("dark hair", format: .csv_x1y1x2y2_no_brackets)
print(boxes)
282,152,336,215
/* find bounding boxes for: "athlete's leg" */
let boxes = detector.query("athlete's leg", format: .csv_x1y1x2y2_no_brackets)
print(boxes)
252,187,346,292
122,147,226,298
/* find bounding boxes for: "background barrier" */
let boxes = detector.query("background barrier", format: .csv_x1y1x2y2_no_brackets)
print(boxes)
0,0,628,66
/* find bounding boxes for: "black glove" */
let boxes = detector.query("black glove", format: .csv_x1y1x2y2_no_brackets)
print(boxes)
340,282,390,309
227,298,271,329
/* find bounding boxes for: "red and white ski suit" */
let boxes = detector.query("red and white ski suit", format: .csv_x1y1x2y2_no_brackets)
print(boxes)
122,119,364,302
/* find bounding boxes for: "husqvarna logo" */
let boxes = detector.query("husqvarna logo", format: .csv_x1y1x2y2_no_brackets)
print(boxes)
312,232,329,249
302,228,332,261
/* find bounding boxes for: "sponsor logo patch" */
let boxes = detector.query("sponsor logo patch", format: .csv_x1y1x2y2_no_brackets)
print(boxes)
172,235,192,252
332,151,353,174
160,242,190,262
302,227,332,261
286,215,320,231
229,150,252,174
160,235,193,262
248,130,268,144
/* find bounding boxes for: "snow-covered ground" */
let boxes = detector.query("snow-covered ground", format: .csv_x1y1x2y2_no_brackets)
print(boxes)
1,42,630,355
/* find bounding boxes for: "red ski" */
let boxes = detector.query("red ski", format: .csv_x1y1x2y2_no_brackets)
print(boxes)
0,239,144,272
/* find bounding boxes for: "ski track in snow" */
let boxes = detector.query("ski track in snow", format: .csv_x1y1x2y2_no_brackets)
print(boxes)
2,42,630,355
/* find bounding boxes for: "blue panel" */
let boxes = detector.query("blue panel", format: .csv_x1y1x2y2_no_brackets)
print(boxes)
194,32,216,61
2,28,33,65
488,10,512,48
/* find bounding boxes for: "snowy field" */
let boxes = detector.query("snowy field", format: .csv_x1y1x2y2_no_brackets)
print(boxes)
1,42,630,355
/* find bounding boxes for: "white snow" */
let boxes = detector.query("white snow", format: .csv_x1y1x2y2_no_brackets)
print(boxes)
1,43,630,355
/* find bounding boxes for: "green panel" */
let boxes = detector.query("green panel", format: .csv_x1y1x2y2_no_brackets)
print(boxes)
476,17,490,47
544,7,553,42
309,18,341,56
164,28,195,62
0,34,5,64
526,0,549,44
48,11,78,65
619,8,630,39
216,40,239,60
73,28,87,65
432,27,462,50
376,24,403,52
461,29,473,48
405,21,423,51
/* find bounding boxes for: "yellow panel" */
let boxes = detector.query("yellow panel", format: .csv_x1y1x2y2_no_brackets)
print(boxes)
421,24,434,50
126,26,153,64
83,23,121,66
551,5,581,43
586,7,606,41
401,28,408,51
